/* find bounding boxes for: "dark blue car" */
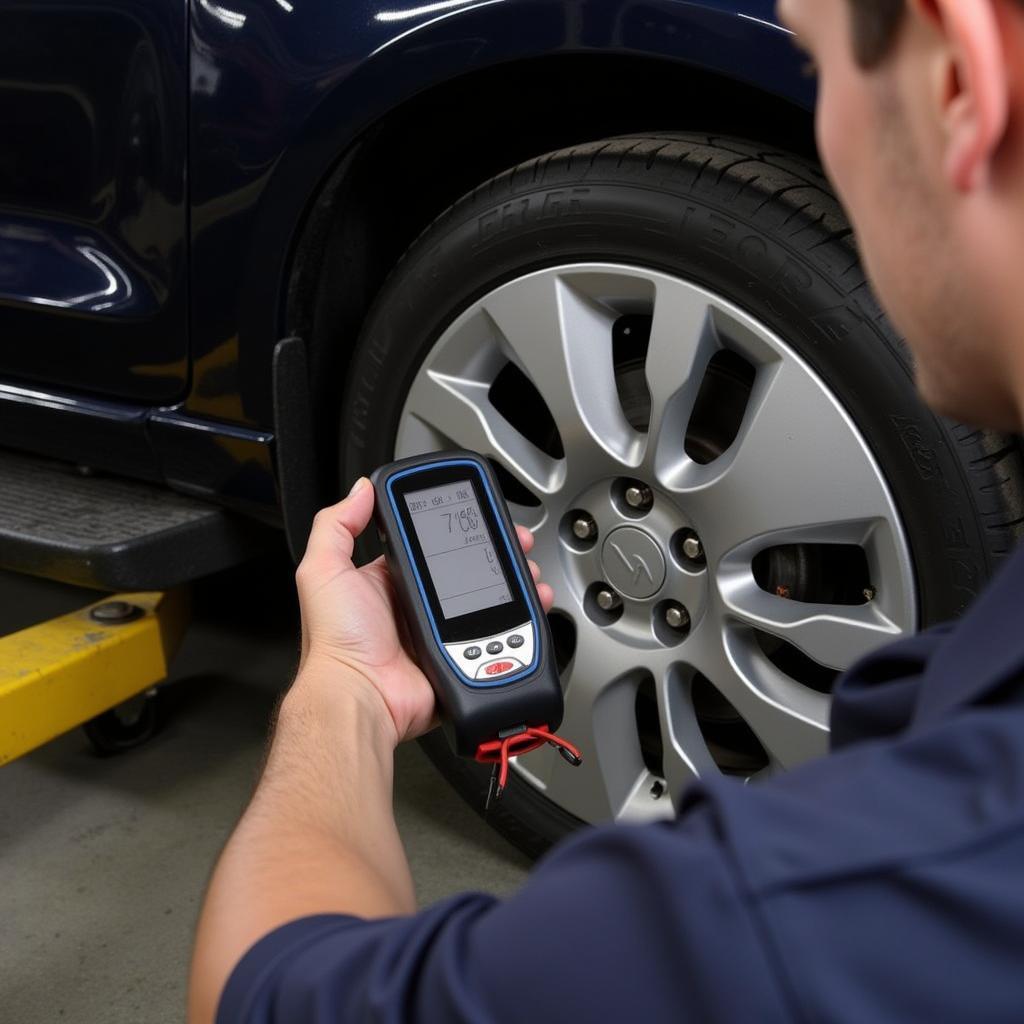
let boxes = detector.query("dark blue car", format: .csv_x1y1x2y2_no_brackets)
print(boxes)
2,0,1021,853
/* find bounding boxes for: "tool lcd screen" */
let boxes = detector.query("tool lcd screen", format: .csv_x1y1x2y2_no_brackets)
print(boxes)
404,480,514,620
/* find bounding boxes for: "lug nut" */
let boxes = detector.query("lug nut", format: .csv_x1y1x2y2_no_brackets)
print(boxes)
572,515,598,541
625,485,653,510
664,604,690,631
681,536,703,561
863,586,877,602
596,589,621,612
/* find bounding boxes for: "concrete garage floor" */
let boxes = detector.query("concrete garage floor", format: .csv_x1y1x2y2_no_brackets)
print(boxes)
0,548,530,1023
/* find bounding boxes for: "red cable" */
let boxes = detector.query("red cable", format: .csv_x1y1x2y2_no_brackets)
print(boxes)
476,725,583,806
522,726,583,765
498,736,512,793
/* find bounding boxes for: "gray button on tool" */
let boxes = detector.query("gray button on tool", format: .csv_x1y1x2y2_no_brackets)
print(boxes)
464,646,482,660
486,641,504,655
507,634,525,649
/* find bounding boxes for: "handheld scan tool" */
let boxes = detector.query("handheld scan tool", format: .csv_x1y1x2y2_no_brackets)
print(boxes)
371,451,582,804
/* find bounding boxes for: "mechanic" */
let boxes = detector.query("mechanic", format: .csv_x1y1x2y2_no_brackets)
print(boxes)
189,1,1024,1020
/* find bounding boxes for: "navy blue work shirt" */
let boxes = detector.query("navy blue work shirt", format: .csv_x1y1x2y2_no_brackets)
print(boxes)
219,543,1024,1023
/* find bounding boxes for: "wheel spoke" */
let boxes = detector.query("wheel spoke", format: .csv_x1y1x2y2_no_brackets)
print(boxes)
655,664,718,808
480,271,643,476
518,620,648,821
643,285,722,479
402,366,563,498
514,514,563,595
678,355,898,553
524,512,561,569
690,622,830,769
718,571,901,671
506,500,547,535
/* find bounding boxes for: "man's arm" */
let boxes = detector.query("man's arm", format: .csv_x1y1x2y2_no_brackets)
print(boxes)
187,664,413,1024
188,478,552,1023
207,798,791,1024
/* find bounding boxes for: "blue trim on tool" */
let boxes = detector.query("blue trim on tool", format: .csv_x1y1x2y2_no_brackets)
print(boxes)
386,459,540,689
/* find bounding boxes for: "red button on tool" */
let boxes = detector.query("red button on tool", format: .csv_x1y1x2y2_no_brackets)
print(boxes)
485,661,515,676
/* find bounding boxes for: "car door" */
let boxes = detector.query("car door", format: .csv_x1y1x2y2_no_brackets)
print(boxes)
0,0,189,403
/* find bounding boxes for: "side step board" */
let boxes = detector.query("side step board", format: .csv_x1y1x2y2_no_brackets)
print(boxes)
0,449,266,590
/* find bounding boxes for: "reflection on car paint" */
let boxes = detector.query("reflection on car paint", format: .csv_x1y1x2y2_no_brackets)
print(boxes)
0,217,151,315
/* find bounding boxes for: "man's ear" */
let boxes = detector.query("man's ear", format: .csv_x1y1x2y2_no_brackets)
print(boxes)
910,0,1009,192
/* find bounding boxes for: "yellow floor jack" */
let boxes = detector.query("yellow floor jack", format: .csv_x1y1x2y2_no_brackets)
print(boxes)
0,589,190,765
0,446,272,766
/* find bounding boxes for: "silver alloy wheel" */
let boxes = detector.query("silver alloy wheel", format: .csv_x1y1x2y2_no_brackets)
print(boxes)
396,263,917,824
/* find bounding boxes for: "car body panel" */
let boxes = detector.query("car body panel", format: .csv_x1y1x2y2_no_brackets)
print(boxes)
0,0,189,403
0,0,810,520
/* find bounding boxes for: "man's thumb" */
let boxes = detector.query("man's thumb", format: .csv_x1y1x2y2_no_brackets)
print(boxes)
301,478,374,567
339,477,374,533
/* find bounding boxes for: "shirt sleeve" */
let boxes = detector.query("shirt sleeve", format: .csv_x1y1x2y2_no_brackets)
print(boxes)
829,620,956,749
216,806,790,1024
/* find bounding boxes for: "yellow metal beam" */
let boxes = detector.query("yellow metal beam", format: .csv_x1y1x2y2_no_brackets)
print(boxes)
0,589,189,766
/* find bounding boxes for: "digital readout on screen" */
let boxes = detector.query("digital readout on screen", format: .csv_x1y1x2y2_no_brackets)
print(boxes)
404,480,514,620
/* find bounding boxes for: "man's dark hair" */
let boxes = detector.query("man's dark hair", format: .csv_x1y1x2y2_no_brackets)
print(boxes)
847,0,906,68
849,0,1024,68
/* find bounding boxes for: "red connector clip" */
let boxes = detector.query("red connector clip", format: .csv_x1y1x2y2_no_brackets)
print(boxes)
476,725,583,810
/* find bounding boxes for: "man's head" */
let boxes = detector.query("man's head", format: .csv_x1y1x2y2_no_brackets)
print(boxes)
776,0,1024,431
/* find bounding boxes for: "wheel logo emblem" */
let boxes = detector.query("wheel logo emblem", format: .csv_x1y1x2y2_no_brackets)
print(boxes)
609,542,654,588
601,527,666,600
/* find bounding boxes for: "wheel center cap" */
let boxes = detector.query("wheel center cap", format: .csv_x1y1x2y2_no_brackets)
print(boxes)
601,527,666,599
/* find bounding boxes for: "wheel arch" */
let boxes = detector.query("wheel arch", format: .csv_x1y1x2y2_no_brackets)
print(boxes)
282,50,816,498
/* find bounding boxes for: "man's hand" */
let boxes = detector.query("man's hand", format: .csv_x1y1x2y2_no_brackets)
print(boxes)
291,475,554,745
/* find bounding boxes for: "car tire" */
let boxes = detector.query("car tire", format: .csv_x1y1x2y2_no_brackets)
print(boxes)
341,134,1024,858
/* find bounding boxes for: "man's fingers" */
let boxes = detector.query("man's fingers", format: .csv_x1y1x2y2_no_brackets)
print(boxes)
516,524,534,554
301,478,375,569
529,560,541,584
537,582,554,612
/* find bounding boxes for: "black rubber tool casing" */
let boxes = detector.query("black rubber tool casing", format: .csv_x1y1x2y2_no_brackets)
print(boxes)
371,451,563,757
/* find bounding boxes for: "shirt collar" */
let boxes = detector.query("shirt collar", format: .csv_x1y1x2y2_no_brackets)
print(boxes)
912,542,1024,728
